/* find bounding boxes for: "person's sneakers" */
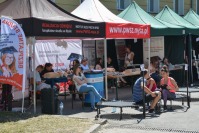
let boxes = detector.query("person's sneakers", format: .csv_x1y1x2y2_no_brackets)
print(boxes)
148,109,154,114
164,105,167,111
101,98,107,101
90,107,98,111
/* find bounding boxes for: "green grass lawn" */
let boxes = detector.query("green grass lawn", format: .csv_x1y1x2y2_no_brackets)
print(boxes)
0,112,93,133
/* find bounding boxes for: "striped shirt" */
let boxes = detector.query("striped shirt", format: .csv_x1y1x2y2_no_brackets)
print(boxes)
133,77,146,102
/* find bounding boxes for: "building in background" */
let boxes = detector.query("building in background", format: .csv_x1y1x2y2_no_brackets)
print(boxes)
51,0,197,16
0,0,195,16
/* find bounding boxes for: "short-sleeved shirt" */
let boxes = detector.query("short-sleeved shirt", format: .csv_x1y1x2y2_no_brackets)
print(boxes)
30,71,41,82
124,52,134,67
73,73,86,91
133,77,146,102
80,64,89,71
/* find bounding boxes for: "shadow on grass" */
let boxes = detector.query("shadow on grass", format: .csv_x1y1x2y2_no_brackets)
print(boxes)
0,111,40,123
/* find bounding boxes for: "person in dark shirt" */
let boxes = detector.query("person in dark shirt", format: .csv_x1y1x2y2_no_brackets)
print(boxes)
40,63,54,79
107,57,114,68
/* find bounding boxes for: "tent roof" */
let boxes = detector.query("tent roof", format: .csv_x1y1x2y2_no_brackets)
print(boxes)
0,0,87,22
71,0,150,39
155,5,199,35
71,0,129,23
184,9,199,26
117,1,184,36
0,0,106,38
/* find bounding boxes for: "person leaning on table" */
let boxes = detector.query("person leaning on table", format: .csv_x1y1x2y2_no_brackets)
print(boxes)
73,65,106,111
133,69,161,113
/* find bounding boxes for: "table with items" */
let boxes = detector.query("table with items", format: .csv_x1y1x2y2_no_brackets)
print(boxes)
107,68,141,100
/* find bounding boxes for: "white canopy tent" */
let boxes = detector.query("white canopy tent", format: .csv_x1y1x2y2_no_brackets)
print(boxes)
72,0,151,99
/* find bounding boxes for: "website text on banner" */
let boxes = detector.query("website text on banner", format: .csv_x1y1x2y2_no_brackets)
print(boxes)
106,23,150,39
0,16,26,92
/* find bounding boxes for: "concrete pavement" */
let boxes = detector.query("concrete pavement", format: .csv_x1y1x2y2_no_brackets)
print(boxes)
24,86,199,133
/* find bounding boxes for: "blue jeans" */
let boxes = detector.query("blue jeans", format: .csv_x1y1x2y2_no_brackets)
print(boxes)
79,84,102,107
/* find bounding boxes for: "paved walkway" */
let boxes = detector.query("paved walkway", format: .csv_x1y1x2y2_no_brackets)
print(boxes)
24,86,199,133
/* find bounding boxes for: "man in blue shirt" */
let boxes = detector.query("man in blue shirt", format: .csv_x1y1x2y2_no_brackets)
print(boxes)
133,69,161,113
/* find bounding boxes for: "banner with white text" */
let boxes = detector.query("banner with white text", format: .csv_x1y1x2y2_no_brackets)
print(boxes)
0,16,26,92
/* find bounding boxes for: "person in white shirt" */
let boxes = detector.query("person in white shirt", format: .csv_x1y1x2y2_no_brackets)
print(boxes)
124,46,134,69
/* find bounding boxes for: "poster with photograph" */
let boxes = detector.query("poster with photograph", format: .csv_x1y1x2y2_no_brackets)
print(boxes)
0,16,26,92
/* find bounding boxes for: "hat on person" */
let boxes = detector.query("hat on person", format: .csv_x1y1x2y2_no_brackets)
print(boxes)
0,46,18,56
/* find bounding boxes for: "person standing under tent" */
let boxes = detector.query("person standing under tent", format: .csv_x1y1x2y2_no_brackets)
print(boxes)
124,46,134,69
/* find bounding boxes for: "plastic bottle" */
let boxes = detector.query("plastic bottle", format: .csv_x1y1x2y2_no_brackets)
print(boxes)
59,102,64,115
112,99,116,113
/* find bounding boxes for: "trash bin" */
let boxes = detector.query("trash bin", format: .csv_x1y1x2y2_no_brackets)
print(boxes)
84,71,104,104
41,88,58,114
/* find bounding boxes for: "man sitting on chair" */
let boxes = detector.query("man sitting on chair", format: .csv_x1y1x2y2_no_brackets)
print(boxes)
133,69,161,113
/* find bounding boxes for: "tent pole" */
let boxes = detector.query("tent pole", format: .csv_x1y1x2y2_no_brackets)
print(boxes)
189,34,193,85
22,37,29,113
22,91,25,113
148,38,151,73
32,37,36,114
104,39,108,99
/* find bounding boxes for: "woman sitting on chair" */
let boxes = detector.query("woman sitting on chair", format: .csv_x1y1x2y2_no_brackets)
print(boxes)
160,65,179,111
73,65,106,111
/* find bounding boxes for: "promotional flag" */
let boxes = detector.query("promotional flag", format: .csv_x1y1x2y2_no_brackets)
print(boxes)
0,16,26,92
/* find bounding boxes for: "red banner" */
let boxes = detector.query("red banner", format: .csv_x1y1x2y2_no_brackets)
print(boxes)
106,22,150,39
